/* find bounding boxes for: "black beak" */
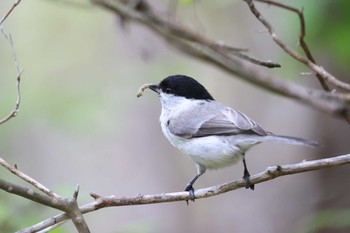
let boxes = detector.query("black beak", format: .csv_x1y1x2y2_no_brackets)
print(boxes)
148,84,159,94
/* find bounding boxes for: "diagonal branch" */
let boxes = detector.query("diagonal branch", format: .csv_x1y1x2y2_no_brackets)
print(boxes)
0,0,22,25
0,178,67,210
91,0,350,121
247,0,350,93
254,0,329,91
18,153,350,233
0,157,61,198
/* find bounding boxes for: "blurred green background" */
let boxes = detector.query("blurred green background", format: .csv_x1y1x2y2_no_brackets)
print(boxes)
1,0,350,232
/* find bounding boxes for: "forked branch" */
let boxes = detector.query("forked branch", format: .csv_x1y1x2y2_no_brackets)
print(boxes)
91,0,350,121
249,0,350,92
16,153,350,232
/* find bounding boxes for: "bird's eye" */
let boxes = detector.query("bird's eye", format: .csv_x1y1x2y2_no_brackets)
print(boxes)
165,87,171,93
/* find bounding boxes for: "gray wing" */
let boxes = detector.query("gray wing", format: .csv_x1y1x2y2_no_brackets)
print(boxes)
168,101,267,139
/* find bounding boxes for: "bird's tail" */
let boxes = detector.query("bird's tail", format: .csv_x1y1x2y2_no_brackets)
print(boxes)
263,134,320,148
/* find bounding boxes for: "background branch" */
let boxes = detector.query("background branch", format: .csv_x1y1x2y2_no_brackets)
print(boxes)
91,0,350,121
255,0,350,93
0,0,21,25
0,0,23,125
246,0,350,125
246,0,350,124
253,0,331,91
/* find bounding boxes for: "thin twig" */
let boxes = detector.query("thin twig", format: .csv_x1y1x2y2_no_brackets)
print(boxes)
247,0,350,92
35,221,66,233
18,153,350,233
0,157,61,198
255,0,330,91
94,0,279,69
244,0,350,124
91,0,350,120
0,0,22,25
215,41,281,68
234,52,281,68
0,22,23,125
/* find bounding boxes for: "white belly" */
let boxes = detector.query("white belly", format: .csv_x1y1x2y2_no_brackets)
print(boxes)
161,120,246,170
179,136,245,170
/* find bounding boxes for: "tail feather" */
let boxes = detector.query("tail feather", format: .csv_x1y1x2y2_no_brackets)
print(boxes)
263,134,320,148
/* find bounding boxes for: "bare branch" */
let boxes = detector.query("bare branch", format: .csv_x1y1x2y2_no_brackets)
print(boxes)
0,178,67,210
246,0,350,93
0,157,90,232
212,42,281,68
254,0,330,91
0,177,90,232
233,52,281,68
34,221,66,233
0,157,61,198
65,185,91,233
0,3,23,125
244,0,350,124
65,198,91,233
0,0,22,25
16,215,69,233
19,153,350,232
0,1,90,230
91,0,350,120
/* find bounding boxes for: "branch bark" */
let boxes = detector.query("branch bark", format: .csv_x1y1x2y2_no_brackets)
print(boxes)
0,158,60,198
17,153,350,233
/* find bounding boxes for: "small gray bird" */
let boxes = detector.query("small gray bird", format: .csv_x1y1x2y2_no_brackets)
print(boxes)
138,75,318,200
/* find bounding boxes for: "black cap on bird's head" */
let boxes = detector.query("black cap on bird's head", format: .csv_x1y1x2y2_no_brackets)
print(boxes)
149,75,214,101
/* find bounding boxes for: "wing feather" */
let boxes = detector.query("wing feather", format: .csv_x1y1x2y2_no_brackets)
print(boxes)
168,101,267,138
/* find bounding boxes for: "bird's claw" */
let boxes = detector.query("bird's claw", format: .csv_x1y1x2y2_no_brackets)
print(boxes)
243,174,255,190
185,184,196,204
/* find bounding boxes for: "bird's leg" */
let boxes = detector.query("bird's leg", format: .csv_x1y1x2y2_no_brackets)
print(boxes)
242,155,254,190
184,174,201,202
185,164,206,203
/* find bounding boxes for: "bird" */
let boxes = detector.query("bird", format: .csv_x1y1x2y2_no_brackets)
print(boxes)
137,74,319,200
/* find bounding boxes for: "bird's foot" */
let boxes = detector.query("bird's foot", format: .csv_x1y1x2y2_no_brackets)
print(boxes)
243,173,255,190
184,184,196,205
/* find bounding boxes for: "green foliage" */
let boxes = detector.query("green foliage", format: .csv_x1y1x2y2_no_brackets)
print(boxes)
0,204,15,232
0,202,35,232
297,209,350,233
304,0,350,73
